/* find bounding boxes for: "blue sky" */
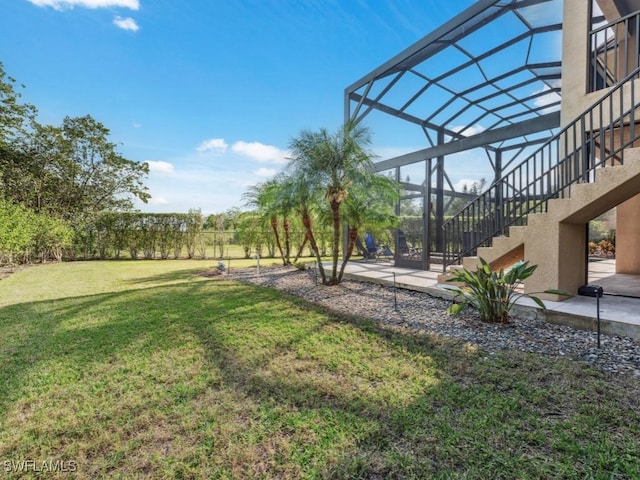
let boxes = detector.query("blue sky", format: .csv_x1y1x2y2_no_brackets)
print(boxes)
1,0,480,214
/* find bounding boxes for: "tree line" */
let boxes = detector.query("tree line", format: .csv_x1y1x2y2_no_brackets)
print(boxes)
1,61,401,284
0,62,150,264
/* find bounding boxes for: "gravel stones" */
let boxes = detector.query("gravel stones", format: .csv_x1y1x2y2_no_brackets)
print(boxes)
224,266,640,377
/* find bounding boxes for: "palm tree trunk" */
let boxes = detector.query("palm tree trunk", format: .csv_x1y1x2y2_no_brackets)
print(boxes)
330,200,341,285
293,232,309,263
270,216,286,265
301,208,327,283
338,226,358,282
283,217,291,264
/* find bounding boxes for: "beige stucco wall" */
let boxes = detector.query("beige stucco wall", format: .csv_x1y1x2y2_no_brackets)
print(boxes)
560,0,640,280
561,0,591,126
616,195,640,272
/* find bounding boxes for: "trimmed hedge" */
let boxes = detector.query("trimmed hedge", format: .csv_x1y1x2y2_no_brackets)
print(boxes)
73,211,204,260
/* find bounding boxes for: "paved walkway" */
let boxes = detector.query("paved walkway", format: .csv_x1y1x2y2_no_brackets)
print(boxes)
340,259,640,340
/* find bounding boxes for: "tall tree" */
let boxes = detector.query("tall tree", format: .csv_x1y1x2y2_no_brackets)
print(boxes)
4,115,150,220
0,61,38,204
287,122,398,285
0,62,36,147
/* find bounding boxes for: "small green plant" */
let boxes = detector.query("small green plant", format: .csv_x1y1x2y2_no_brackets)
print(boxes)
446,257,570,323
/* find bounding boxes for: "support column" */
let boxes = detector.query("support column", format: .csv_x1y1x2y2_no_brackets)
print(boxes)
424,159,432,269
435,129,445,253
494,149,504,235
395,166,401,262
526,217,587,300
616,196,640,274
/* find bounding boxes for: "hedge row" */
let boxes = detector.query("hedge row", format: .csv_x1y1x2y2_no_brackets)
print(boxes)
0,207,333,265
73,211,205,260
0,200,73,264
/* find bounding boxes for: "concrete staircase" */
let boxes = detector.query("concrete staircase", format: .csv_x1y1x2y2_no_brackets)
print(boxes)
442,148,640,296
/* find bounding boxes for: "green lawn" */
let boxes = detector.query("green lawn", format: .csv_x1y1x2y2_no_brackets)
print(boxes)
0,261,638,479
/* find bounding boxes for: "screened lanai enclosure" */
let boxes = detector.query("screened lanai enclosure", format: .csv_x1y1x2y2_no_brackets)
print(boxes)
345,0,564,270
346,0,640,272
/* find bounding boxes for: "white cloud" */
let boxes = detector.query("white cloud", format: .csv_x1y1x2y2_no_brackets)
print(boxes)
27,0,139,10
450,124,486,137
239,179,258,188
534,83,562,113
145,160,175,174
148,195,169,205
132,122,142,128
231,141,288,164
113,16,139,32
453,178,486,193
254,167,277,178
454,178,475,191
197,138,228,154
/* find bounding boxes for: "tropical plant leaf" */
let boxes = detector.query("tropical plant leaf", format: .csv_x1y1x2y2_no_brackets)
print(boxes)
529,295,547,310
447,303,466,315
544,289,573,297
446,257,564,323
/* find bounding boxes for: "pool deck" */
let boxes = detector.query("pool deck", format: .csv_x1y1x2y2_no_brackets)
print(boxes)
340,258,640,340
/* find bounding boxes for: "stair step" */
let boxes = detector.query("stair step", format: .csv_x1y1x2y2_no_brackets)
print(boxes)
446,144,640,274
508,225,527,242
437,265,465,284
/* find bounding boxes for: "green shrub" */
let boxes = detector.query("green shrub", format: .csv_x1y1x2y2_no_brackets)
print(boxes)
446,257,570,323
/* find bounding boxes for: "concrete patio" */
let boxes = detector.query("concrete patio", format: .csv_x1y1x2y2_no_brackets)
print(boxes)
341,258,640,340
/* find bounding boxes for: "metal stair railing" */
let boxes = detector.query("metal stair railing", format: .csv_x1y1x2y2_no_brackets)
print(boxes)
443,63,640,271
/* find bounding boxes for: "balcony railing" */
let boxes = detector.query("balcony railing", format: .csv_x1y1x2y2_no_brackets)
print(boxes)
589,11,640,92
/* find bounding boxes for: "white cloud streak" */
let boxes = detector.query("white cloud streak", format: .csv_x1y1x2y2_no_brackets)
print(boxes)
254,167,277,178
451,124,485,137
534,83,562,113
148,195,169,206
197,138,228,154
113,16,139,31
27,0,140,10
231,141,288,164
453,178,482,192
145,160,175,174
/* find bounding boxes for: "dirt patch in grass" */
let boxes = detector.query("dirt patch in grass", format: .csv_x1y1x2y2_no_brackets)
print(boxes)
0,264,29,281
196,269,225,278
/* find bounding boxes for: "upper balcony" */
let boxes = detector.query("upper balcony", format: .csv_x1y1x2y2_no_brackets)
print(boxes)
589,0,640,91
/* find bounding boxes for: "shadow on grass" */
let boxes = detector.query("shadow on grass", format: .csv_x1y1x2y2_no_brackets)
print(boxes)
0,275,638,478
122,266,211,286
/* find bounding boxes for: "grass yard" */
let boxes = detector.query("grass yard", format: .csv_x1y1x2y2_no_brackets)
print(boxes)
0,260,638,479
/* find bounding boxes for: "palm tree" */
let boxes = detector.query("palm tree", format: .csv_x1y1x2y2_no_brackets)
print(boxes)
287,121,398,285
338,175,399,281
279,172,329,280
242,175,292,265
272,173,295,264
